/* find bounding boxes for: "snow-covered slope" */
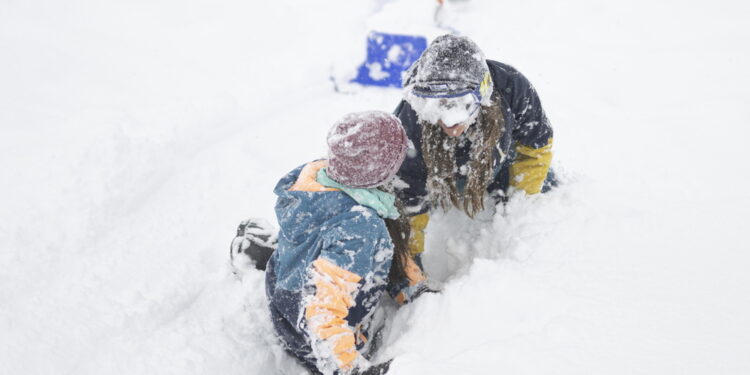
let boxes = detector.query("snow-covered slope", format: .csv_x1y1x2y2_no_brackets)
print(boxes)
2,0,749,374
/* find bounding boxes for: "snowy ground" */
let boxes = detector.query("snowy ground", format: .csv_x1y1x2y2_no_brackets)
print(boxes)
2,0,750,374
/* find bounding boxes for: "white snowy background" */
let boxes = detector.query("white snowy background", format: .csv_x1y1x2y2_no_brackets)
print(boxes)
2,0,749,374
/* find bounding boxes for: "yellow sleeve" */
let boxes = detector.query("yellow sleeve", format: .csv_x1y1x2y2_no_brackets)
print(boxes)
509,138,554,195
408,213,430,257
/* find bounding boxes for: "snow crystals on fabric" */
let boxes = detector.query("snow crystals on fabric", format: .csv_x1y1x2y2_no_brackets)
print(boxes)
403,34,489,90
327,111,408,188
405,91,481,126
351,205,372,218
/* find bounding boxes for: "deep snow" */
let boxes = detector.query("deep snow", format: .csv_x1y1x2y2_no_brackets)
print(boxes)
2,0,749,374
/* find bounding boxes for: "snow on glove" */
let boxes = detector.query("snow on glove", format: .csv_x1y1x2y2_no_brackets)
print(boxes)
353,359,393,375
394,282,440,305
229,218,277,272
389,255,439,305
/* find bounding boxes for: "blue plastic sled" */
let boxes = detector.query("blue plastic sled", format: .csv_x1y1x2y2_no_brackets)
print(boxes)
352,31,428,88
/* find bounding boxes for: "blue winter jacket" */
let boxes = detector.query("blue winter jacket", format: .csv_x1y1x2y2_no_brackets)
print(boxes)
265,162,394,353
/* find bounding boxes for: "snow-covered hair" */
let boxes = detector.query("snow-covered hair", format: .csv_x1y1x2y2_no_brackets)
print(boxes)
421,95,504,217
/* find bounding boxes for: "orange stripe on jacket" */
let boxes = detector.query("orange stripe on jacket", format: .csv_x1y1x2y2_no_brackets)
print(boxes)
289,160,340,192
305,258,362,371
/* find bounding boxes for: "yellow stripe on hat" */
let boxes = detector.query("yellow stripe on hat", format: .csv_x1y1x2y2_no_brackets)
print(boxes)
479,72,491,98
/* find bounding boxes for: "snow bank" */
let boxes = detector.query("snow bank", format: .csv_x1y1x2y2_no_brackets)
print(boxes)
2,0,749,374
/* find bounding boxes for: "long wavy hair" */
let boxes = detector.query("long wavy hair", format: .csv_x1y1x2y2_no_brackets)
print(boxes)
377,185,411,284
420,93,504,217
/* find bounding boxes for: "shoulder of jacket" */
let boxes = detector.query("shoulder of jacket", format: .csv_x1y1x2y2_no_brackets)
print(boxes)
487,60,533,95
487,59,519,74
322,204,388,240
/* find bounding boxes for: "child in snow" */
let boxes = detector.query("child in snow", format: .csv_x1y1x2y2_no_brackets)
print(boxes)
393,34,557,258
265,111,430,375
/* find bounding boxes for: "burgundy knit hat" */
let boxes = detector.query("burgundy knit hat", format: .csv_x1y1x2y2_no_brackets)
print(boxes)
327,111,408,188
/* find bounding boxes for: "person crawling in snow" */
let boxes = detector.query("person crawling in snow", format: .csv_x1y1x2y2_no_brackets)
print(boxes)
393,34,557,260
265,111,431,375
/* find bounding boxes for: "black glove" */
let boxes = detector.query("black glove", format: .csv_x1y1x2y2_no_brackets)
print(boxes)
229,218,277,271
353,359,392,375
410,283,440,301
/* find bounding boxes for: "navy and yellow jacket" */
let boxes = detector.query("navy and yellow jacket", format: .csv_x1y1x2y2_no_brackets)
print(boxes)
394,60,554,215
